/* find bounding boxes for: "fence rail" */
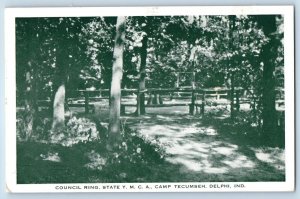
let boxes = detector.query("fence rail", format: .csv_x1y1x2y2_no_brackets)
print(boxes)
35,87,284,116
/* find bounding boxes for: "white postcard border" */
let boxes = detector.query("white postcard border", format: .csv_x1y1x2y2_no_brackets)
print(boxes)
5,6,295,193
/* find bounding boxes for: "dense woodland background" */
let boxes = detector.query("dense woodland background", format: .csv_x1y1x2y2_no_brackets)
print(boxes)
15,15,285,183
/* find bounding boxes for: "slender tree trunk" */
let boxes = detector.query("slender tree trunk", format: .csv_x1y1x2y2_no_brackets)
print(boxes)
137,35,148,115
230,73,235,120
24,70,33,138
108,16,126,149
24,22,38,140
24,61,38,140
228,15,236,120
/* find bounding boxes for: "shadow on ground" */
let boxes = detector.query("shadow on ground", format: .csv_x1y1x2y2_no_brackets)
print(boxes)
17,105,285,183
122,111,285,182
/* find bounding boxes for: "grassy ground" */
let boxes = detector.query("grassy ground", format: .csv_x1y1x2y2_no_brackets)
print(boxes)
17,102,285,183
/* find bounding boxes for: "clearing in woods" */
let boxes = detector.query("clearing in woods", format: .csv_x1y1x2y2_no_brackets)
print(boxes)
119,106,285,182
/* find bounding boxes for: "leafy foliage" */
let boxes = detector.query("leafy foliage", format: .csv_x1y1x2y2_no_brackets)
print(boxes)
16,15,284,99
15,14,285,184
17,114,166,183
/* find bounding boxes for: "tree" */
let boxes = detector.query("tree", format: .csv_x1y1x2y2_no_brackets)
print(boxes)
80,17,115,90
51,18,70,132
50,17,92,132
126,16,193,113
125,16,167,114
228,15,237,119
20,19,39,139
136,33,148,115
108,16,126,149
255,15,280,140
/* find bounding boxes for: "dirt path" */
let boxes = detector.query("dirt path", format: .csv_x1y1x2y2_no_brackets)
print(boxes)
122,113,285,182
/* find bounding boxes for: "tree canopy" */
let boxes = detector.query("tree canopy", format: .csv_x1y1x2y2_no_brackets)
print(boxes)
16,14,284,140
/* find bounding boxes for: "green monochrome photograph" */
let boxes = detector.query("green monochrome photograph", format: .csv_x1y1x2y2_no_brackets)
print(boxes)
5,6,294,192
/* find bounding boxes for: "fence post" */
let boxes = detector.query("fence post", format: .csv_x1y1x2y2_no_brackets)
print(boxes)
236,89,240,112
230,87,235,120
176,72,180,88
189,90,195,115
84,91,89,114
201,90,205,115
136,90,140,116
216,91,220,100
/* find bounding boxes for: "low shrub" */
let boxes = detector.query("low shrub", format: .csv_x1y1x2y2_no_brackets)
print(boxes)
49,116,101,147
17,113,166,183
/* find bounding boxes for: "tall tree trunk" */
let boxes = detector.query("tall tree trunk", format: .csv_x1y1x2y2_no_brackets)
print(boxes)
108,16,126,149
228,15,236,120
262,48,276,137
51,25,68,132
230,73,235,120
259,16,277,140
137,35,148,115
24,21,38,140
24,61,38,140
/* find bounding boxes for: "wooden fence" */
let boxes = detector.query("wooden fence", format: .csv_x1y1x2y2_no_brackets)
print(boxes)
37,87,284,116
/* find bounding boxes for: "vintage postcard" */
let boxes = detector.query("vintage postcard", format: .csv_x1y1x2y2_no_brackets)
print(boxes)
5,6,294,192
